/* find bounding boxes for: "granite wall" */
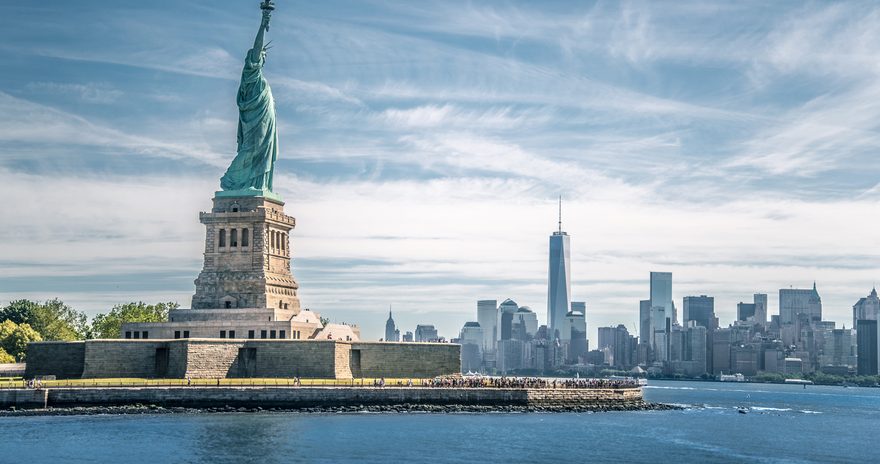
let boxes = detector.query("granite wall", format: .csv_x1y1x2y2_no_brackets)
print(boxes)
25,340,460,380
82,340,171,379
24,342,86,379
351,342,460,378
39,386,643,409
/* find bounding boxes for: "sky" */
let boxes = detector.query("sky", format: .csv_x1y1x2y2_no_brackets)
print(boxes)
0,0,878,342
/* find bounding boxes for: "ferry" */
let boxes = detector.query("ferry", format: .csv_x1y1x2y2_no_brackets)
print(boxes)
718,373,746,382
783,379,813,385
609,375,648,386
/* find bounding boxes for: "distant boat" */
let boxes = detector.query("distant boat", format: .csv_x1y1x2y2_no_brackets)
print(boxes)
719,373,746,382
783,379,813,385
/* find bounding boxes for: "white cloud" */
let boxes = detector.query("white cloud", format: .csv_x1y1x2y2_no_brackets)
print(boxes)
0,92,228,168
25,82,124,104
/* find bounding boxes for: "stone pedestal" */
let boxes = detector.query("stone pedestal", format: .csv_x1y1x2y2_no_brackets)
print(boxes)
191,194,301,317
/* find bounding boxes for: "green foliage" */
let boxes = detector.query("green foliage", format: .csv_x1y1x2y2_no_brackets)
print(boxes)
319,316,330,327
0,320,42,361
0,298,88,341
32,298,88,340
89,302,177,339
0,299,39,325
804,372,845,385
753,372,786,383
0,347,14,363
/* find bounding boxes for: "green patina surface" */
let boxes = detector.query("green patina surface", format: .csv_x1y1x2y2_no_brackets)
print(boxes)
219,3,280,198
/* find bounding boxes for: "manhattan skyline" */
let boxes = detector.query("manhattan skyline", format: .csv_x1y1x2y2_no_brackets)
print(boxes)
1,0,879,341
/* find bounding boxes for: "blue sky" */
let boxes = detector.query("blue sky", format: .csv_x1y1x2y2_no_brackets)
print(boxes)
0,0,878,341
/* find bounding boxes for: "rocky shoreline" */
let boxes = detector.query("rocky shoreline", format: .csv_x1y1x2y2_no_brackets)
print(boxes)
0,401,682,417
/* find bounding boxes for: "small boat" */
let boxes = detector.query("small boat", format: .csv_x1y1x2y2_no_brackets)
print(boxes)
737,408,748,414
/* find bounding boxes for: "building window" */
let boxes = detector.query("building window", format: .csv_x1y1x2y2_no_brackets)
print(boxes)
183,331,190,338
229,330,235,339
220,330,226,338
261,330,267,339
271,230,276,249
248,330,255,339
133,331,140,339
174,331,180,339
280,330,286,339
281,233,286,251
225,301,232,309
270,330,277,339
219,229,226,247
142,331,149,340
242,228,249,247
125,331,132,339
231,228,238,247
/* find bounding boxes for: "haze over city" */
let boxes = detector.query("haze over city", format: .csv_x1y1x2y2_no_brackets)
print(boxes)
1,0,878,341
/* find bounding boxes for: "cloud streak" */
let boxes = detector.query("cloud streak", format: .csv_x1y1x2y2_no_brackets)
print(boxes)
0,0,878,340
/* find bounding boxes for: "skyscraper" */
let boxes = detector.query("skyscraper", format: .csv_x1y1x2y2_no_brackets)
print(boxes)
414,324,438,342
737,302,756,321
639,300,651,345
683,295,716,330
477,299,498,353
547,197,571,339
650,271,673,361
737,294,767,324
853,287,880,329
857,319,879,376
458,322,483,373
779,283,822,324
384,310,398,342
498,298,518,341
754,293,768,326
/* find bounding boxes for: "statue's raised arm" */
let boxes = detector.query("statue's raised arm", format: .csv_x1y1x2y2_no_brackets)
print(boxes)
218,0,280,197
253,7,271,52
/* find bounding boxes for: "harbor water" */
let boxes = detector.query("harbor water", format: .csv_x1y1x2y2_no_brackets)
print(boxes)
0,380,877,463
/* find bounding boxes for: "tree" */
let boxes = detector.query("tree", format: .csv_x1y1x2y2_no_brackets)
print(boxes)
0,298,88,341
31,298,88,341
89,302,177,339
0,347,14,364
0,320,42,361
0,299,39,325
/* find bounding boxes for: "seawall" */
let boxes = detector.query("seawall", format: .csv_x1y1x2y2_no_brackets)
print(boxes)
0,387,643,411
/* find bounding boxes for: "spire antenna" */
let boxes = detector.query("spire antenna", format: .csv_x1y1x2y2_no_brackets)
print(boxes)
558,195,562,233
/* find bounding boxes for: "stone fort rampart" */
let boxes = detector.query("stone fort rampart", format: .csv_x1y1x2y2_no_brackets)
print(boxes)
24,340,460,380
0,386,643,410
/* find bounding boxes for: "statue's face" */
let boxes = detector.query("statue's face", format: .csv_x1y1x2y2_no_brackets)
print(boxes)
260,50,267,62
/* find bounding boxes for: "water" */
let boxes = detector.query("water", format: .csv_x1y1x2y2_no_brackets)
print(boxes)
1,380,877,463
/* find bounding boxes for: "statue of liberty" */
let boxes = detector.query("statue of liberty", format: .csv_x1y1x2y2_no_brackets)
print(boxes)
219,1,279,197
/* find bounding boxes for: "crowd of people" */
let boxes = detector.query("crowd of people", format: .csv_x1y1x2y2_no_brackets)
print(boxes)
423,376,641,389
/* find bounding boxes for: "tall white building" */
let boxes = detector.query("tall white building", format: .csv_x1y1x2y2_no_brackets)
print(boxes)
779,283,822,325
477,300,498,353
853,287,880,329
547,198,571,340
650,271,673,361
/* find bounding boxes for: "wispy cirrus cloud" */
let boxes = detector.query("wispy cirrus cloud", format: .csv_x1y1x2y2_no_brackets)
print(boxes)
1,0,879,340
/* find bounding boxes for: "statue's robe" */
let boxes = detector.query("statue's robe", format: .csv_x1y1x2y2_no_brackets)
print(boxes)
220,48,278,193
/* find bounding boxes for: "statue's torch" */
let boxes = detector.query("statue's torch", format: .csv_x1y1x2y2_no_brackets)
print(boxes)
260,0,275,30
